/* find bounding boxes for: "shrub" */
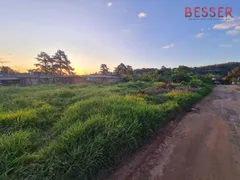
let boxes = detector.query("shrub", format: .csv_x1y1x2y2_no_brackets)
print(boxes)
189,78,203,87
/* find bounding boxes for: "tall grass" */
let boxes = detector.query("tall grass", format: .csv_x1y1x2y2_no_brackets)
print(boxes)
0,130,37,178
0,82,213,179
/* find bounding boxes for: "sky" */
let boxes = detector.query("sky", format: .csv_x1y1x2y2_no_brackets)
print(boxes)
0,0,240,75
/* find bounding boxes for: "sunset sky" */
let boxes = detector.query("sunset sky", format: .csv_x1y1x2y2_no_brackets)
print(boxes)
1,0,240,75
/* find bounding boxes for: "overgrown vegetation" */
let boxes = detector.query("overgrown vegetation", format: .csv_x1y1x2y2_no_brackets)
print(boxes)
0,78,213,179
222,66,240,84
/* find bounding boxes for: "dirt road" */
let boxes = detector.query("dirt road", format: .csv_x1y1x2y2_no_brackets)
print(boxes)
105,86,240,180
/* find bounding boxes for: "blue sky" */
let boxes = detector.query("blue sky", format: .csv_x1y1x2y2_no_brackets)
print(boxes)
0,0,240,74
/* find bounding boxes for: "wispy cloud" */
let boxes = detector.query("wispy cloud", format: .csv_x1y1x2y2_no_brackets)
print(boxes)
236,26,240,30
219,44,232,48
162,44,174,49
213,17,240,29
195,33,204,38
107,2,112,7
138,12,147,18
226,30,240,35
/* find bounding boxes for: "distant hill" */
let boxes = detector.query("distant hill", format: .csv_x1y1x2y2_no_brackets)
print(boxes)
134,62,240,77
192,62,240,76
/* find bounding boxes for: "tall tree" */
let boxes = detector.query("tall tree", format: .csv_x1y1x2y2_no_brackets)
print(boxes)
126,65,133,75
114,63,134,81
53,50,75,75
48,57,57,75
35,52,51,74
100,64,109,74
114,63,133,76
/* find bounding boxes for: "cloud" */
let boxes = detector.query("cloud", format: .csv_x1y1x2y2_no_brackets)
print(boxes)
236,26,240,30
195,33,204,38
213,17,240,29
107,2,112,7
226,30,240,35
219,44,232,48
162,44,174,49
138,12,147,18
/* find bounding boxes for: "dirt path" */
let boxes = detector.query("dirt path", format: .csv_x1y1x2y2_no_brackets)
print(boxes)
105,86,240,180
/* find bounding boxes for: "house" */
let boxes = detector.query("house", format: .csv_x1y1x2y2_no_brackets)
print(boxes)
0,77,20,86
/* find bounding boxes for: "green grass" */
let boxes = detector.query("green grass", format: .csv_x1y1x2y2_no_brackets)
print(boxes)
0,81,213,179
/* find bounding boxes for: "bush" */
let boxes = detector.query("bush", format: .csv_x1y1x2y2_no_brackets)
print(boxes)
189,78,203,87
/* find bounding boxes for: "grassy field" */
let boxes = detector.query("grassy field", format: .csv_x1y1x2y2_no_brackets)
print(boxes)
0,81,213,180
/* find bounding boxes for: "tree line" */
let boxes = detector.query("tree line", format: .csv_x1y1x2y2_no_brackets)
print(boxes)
1,52,239,84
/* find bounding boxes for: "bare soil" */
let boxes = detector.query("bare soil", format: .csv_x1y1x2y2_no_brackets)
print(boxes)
104,85,240,180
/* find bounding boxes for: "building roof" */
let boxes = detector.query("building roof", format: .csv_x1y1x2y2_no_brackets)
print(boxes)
0,77,20,80
86,75,121,78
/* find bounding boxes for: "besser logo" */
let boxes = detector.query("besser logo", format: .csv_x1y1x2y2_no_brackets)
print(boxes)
185,7,233,19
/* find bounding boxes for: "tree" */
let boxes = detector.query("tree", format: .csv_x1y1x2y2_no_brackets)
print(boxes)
138,69,160,82
53,50,75,76
33,50,75,76
114,63,126,75
114,63,133,76
126,65,133,75
170,66,192,83
48,57,57,75
0,66,18,75
100,64,109,74
114,63,134,81
161,66,167,70
35,52,51,74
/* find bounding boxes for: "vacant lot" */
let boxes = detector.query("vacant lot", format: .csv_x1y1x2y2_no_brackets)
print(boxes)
0,82,212,180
